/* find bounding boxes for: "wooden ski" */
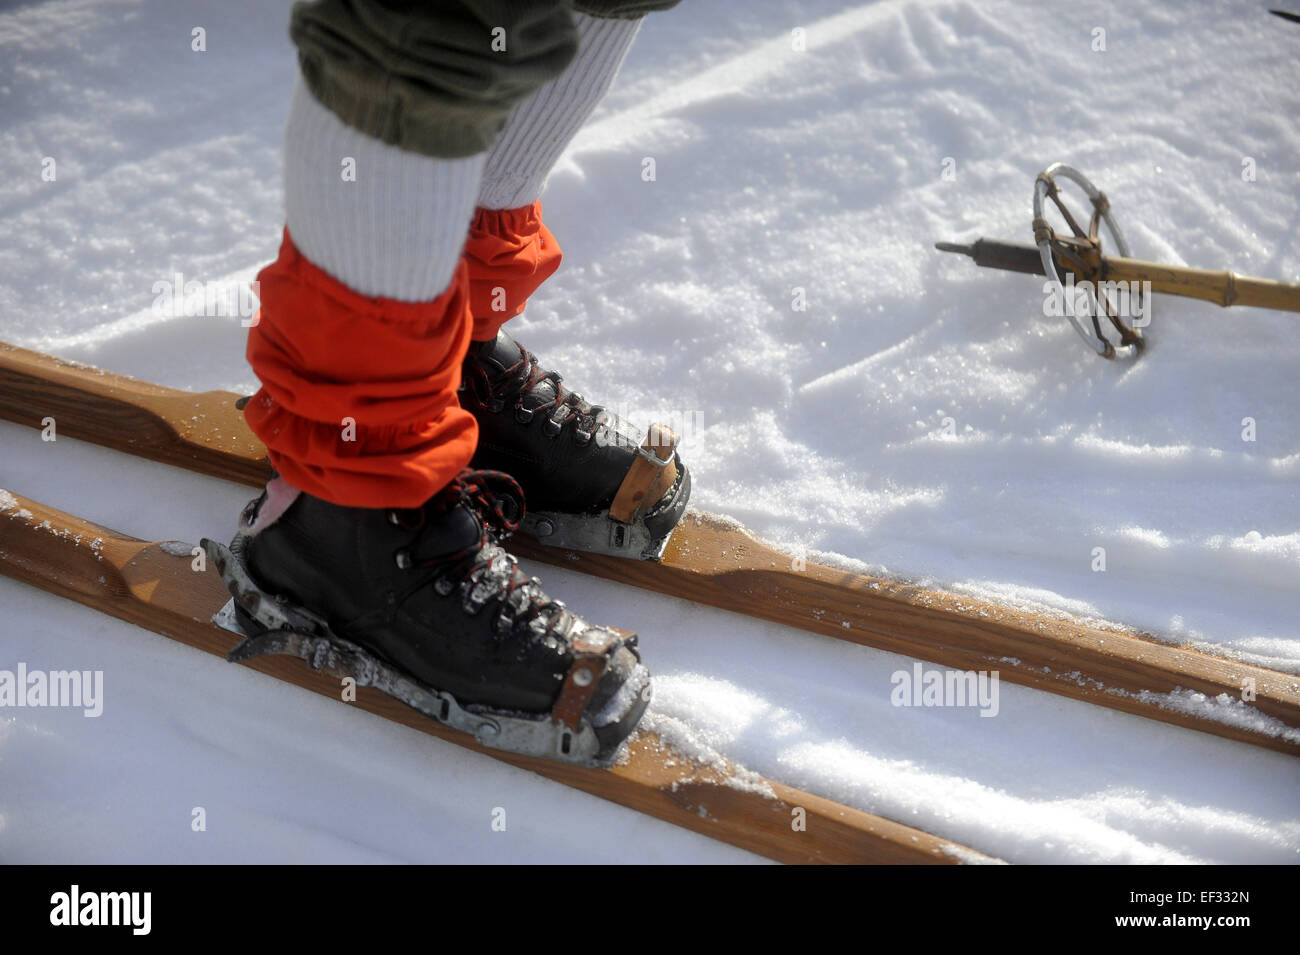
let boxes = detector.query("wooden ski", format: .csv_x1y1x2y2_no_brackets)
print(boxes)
0,488,987,865
1,340,1297,756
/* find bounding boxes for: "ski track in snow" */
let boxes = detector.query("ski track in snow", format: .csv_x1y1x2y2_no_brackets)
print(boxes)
1,0,1298,862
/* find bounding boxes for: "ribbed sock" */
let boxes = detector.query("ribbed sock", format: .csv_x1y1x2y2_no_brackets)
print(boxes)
477,12,641,210
282,79,485,301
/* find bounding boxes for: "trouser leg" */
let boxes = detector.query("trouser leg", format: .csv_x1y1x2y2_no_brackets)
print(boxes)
245,1,581,507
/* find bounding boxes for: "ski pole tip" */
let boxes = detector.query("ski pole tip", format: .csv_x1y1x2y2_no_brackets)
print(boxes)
934,241,974,257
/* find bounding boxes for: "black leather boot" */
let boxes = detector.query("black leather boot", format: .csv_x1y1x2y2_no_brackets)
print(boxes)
460,330,691,559
208,469,650,762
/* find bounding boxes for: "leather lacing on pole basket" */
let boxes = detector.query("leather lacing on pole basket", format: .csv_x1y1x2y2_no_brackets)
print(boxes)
1032,162,1147,359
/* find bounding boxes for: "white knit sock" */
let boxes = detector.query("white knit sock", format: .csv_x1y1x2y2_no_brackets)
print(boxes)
283,79,485,301
478,12,641,210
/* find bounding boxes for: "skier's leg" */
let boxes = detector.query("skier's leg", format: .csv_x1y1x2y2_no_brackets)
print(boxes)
243,80,483,508
223,1,651,762
457,6,692,557
466,10,647,341
247,0,582,507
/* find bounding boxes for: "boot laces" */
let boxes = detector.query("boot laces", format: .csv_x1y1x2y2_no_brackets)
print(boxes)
413,469,568,638
436,468,524,539
466,342,606,438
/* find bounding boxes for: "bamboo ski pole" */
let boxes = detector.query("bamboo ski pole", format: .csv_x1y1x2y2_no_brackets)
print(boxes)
937,237,1300,312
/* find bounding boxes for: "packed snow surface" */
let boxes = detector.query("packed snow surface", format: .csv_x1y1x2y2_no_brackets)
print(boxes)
1,0,1297,862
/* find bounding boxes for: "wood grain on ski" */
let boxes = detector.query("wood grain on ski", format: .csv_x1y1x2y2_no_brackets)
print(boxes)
2,340,1297,756
514,523,1300,757
0,489,983,865
0,341,268,485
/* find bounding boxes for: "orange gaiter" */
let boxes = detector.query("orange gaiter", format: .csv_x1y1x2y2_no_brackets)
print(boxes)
244,229,478,509
463,201,563,342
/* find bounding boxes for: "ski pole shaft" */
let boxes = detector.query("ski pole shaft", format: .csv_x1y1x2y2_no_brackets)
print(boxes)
937,237,1300,312
1102,256,1300,311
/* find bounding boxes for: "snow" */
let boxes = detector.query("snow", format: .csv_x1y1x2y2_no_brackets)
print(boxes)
2,0,1298,863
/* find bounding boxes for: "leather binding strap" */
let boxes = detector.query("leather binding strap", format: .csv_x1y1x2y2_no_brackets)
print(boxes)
550,628,622,732
608,425,678,524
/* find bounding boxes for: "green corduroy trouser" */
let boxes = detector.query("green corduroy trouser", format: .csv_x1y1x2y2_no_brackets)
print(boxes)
290,0,681,159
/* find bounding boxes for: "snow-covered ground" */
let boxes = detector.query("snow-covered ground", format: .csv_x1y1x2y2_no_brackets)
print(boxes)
2,0,1297,863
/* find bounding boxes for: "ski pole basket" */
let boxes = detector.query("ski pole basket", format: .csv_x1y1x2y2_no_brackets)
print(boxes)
1032,163,1146,359
936,162,1300,360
